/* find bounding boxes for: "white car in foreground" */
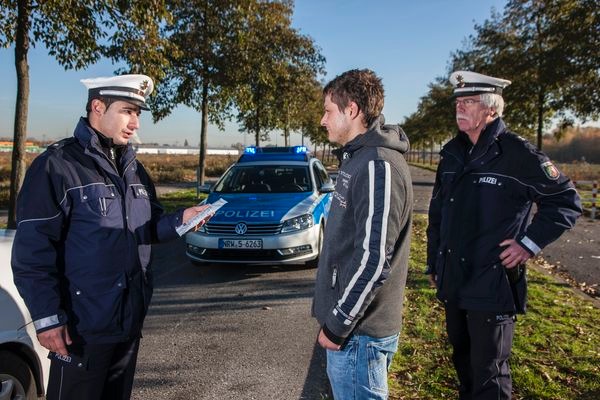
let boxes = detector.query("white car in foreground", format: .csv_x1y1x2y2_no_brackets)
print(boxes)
0,230,49,400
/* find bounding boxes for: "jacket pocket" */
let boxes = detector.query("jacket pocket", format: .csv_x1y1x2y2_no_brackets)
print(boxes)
460,261,516,311
331,265,338,289
78,184,123,228
69,273,127,335
434,251,446,291
129,184,152,231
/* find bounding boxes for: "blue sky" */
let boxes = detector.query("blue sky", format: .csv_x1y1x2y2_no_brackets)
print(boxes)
0,0,506,147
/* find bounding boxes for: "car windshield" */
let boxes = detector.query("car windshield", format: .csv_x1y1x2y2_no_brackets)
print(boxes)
214,165,312,193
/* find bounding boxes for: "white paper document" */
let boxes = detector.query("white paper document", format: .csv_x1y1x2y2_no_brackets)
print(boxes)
175,198,228,236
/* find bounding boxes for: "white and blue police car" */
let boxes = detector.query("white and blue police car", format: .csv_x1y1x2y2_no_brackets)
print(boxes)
186,146,334,265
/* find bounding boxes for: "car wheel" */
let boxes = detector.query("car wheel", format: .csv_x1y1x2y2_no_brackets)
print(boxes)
0,350,37,400
307,223,324,268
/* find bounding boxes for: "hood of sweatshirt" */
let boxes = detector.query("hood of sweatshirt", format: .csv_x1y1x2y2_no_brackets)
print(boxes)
334,115,410,163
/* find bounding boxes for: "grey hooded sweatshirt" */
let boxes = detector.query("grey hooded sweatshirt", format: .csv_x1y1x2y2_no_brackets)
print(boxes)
312,116,413,344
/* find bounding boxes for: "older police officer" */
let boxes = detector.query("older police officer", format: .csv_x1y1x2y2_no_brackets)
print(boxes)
12,74,209,400
426,71,581,399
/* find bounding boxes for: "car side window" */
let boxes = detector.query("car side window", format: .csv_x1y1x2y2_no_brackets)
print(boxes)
313,162,330,189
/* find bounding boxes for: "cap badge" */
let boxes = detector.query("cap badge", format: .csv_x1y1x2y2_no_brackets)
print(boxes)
140,80,149,91
456,74,465,88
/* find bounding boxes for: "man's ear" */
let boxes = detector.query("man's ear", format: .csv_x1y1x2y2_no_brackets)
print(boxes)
91,99,106,116
347,101,360,120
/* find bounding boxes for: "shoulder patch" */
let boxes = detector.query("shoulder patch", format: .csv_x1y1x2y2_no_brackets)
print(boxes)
540,160,560,180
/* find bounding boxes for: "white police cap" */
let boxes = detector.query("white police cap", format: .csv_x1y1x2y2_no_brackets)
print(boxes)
81,74,154,110
449,70,511,98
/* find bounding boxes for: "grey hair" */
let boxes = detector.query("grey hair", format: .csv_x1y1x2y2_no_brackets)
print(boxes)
479,93,504,117
480,93,505,117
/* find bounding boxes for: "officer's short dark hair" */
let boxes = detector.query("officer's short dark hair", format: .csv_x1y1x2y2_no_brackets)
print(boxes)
323,69,384,127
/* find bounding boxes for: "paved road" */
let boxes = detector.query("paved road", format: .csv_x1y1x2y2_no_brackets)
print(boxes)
131,239,331,400
409,165,435,215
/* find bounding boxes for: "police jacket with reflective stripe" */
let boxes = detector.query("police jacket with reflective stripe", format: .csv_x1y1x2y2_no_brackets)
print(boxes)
11,118,183,343
312,117,413,342
426,117,581,313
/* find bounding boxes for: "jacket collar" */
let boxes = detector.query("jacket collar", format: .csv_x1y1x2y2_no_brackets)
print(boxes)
73,117,136,172
334,115,387,164
464,117,505,158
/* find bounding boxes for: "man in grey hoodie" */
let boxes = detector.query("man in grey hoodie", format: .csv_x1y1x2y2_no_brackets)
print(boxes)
312,69,413,399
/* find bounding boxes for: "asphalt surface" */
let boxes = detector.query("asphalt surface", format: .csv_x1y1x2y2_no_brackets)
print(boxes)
133,165,598,399
131,238,331,400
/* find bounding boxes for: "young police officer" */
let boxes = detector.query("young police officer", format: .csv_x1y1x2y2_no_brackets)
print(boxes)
12,74,209,400
426,71,582,399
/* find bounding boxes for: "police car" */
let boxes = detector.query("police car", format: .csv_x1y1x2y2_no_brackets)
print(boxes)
186,146,334,265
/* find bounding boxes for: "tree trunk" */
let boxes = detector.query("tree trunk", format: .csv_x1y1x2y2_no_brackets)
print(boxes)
284,102,289,147
198,80,209,187
8,0,31,229
537,89,544,150
254,88,260,146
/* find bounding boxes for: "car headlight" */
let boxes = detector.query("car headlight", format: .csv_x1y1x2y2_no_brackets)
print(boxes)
281,214,314,233
192,223,207,233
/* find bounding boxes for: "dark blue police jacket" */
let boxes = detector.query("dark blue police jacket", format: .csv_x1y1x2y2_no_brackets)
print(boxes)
11,118,184,343
426,118,581,313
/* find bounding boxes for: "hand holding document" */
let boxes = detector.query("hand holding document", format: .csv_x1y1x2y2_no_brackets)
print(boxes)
176,198,228,236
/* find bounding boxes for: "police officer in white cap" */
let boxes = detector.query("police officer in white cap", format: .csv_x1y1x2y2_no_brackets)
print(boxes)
12,74,211,400
425,71,581,399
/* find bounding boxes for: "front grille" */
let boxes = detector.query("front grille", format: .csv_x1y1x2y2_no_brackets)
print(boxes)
205,222,283,235
199,249,290,261
187,245,313,262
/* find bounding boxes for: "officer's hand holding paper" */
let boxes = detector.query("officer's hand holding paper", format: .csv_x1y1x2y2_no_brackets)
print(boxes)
178,199,227,236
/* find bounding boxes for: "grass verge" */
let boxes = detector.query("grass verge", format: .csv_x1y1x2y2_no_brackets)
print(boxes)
407,162,438,173
389,215,600,400
158,189,207,213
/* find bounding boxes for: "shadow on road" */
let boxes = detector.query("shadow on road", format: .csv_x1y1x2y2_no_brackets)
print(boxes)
300,341,333,400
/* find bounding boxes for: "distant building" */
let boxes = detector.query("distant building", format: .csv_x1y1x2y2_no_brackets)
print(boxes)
0,141,239,156
0,141,43,153
134,145,239,156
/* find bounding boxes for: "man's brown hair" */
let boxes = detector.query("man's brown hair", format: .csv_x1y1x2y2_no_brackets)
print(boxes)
323,69,384,127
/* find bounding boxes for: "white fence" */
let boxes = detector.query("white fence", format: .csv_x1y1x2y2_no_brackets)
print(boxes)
573,181,598,219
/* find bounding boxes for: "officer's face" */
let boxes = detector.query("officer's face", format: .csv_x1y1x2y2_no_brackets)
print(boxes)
455,95,491,136
94,100,141,145
321,94,352,146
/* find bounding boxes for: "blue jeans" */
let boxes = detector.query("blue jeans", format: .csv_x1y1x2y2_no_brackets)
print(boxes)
326,333,399,400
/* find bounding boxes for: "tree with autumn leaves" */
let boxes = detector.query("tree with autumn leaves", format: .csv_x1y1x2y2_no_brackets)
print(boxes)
1,0,326,226
404,0,600,152
152,0,325,185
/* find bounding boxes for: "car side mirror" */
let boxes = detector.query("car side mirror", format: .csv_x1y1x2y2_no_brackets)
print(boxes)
319,182,335,193
198,184,212,194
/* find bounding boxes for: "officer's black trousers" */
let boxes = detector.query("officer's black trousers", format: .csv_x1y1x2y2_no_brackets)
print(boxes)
444,302,515,400
46,337,140,400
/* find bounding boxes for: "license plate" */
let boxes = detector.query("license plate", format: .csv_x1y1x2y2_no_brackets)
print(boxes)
219,239,263,249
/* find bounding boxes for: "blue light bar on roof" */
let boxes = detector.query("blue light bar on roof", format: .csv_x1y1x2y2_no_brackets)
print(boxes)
244,146,257,154
294,146,308,154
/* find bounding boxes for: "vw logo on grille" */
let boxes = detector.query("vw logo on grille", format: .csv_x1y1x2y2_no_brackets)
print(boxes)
235,222,248,235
